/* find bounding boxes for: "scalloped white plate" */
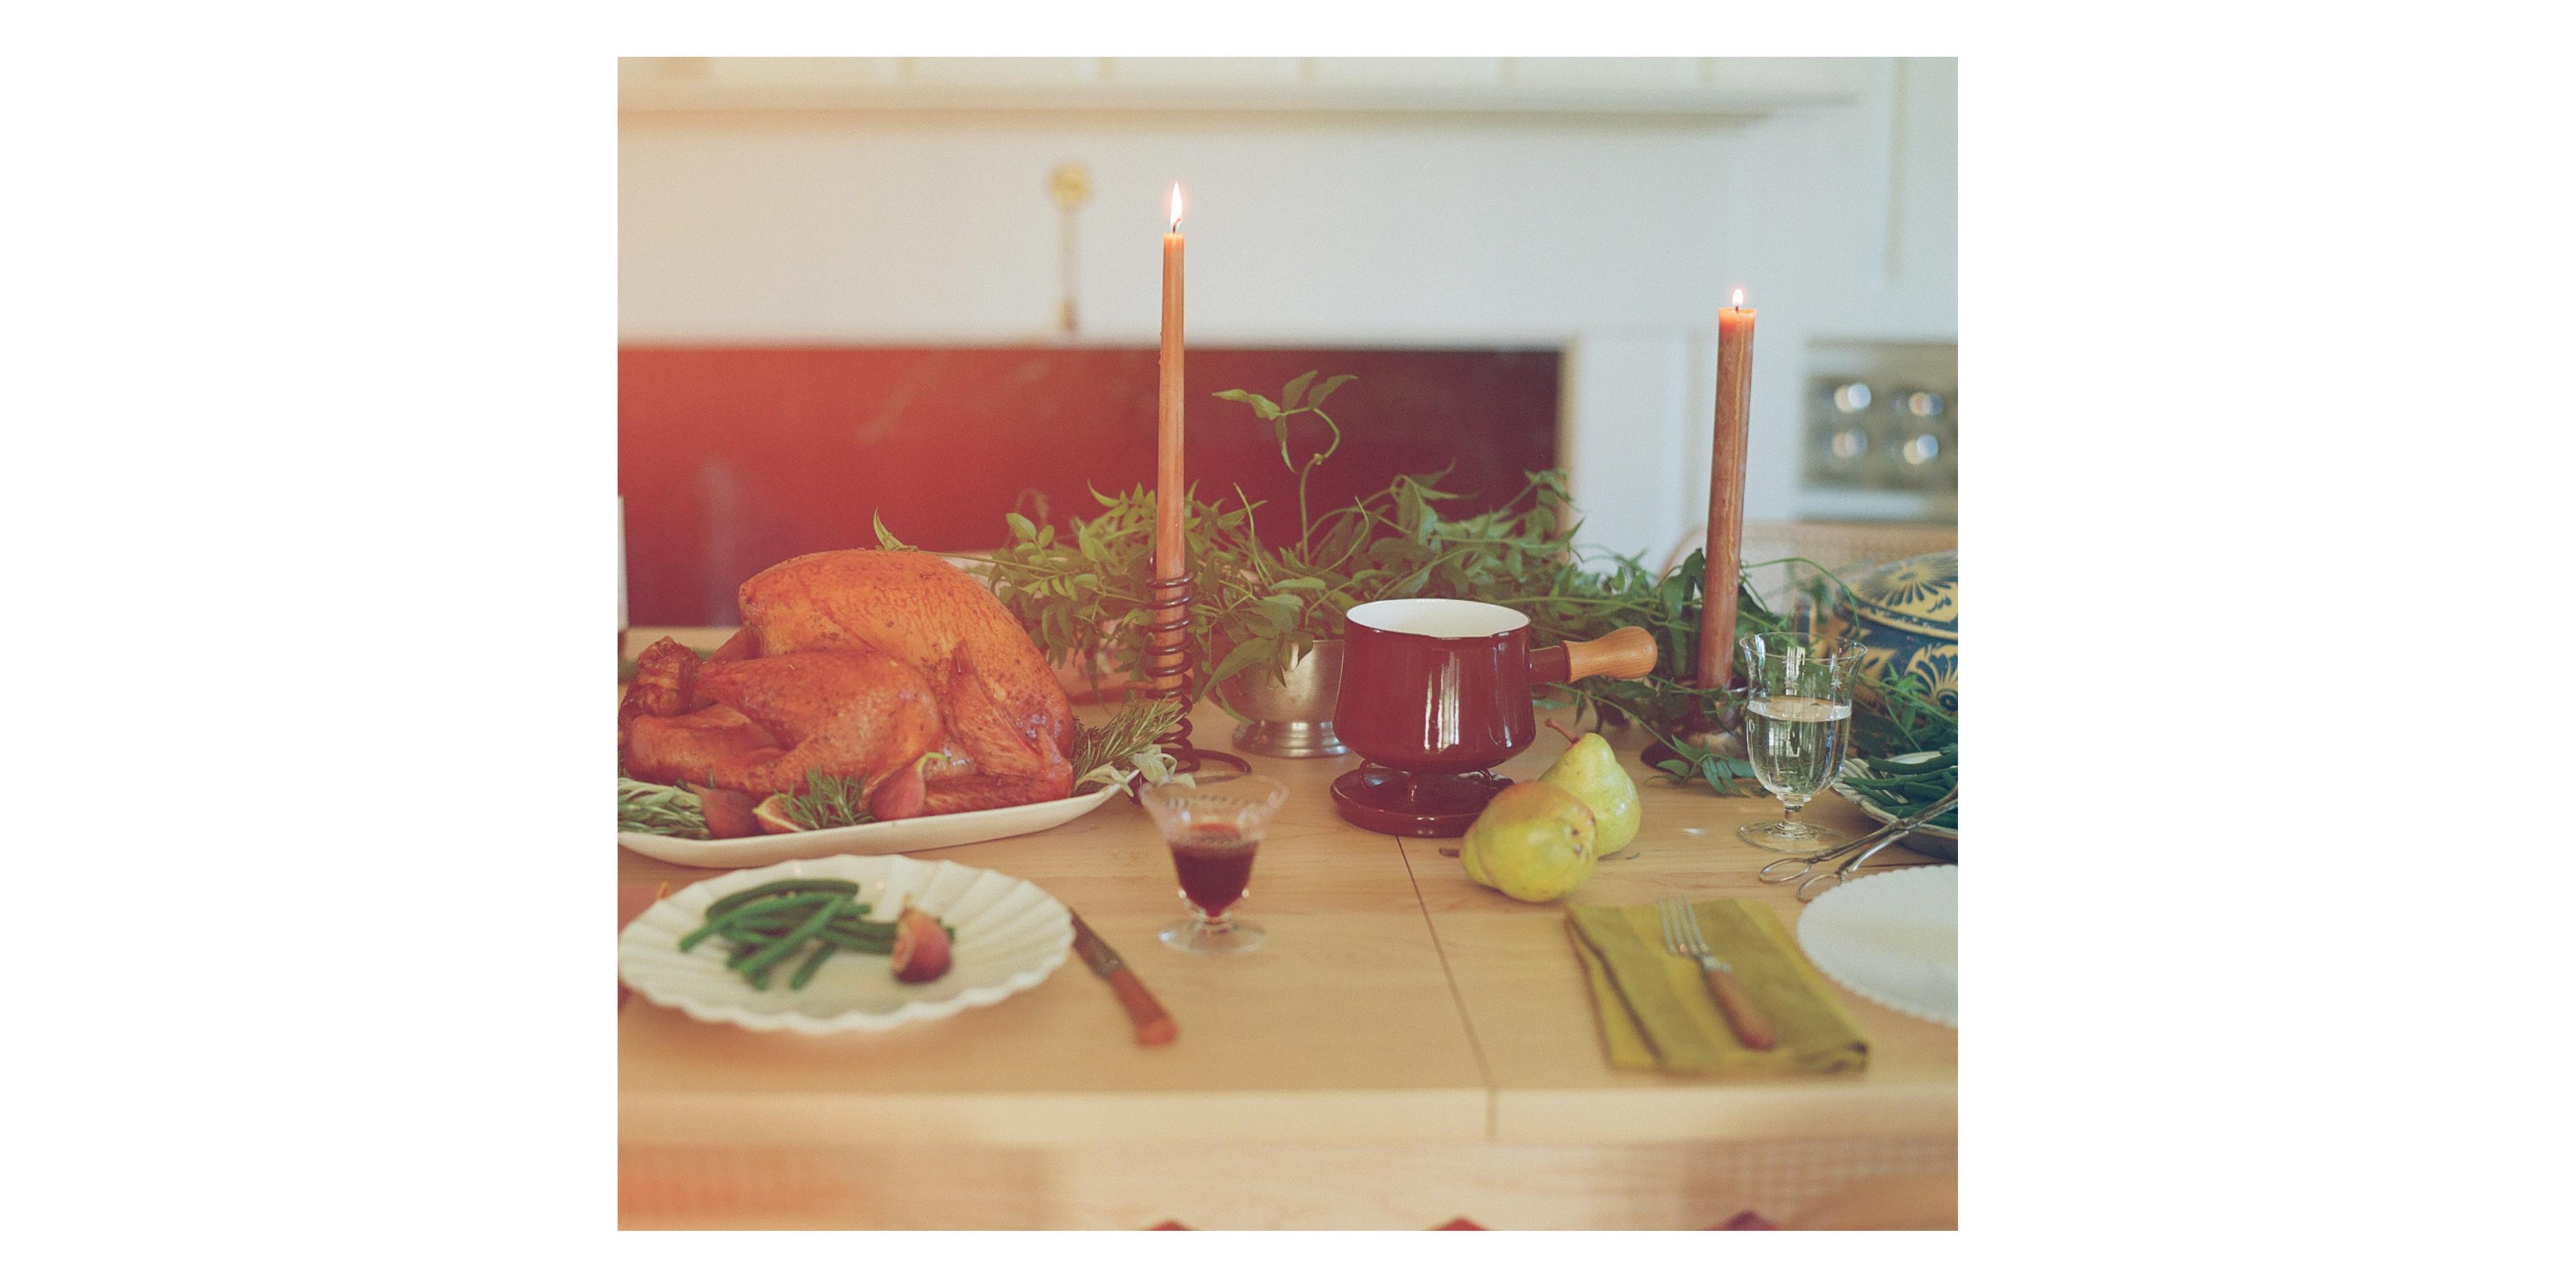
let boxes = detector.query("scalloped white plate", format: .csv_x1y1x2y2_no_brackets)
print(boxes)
618,786,1118,869
617,853,1073,1034
1796,865,1956,1028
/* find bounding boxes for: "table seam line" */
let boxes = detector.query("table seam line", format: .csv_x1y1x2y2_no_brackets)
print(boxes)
1394,834,1499,1142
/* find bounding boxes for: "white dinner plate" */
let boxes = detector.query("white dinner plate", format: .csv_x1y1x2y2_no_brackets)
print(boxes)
618,784,1118,868
1831,751,1960,859
617,853,1073,1034
1795,865,1957,1028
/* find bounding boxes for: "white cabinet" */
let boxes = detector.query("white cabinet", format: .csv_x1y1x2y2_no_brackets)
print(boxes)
1099,58,1303,89
1307,58,1505,89
1504,58,1701,91
619,56,1872,117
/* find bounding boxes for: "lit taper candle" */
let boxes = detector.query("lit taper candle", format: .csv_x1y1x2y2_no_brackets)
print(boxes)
1699,287,1756,691
1153,185,1188,692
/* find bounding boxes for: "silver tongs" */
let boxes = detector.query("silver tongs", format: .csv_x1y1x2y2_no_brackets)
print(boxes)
1757,786,1959,902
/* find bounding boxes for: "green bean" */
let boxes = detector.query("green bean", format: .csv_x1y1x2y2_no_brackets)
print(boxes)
1854,776,1952,799
699,890,837,923
707,903,867,935
727,912,837,934
788,942,840,989
1847,784,1915,804
1854,783,1937,804
1846,776,1958,827
821,918,897,935
745,930,866,949
735,896,848,977
678,892,840,953
817,930,896,955
704,879,863,921
1856,765,1955,786
818,921,897,941
1860,781,1953,798
790,912,963,956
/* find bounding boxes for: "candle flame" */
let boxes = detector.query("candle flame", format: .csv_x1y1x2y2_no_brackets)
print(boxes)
1732,288,1745,308
1169,184,1183,231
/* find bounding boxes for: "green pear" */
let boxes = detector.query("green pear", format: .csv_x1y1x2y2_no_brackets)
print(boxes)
1540,719,1641,855
1459,781,1598,903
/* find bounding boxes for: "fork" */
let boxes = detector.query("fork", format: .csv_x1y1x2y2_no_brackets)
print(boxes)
1659,898,1776,1051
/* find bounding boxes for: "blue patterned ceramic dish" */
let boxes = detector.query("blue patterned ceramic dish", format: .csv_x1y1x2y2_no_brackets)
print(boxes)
1812,549,1957,718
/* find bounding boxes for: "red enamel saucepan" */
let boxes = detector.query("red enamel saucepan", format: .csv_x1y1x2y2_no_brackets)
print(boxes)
1329,598,1658,837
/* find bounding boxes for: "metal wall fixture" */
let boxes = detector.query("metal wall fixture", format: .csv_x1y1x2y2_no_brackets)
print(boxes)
1802,343,1955,496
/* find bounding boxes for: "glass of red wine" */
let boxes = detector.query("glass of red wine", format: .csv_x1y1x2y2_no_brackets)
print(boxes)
1138,774,1289,955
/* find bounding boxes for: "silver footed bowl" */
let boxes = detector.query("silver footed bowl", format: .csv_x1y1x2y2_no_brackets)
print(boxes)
1222,639,1348,759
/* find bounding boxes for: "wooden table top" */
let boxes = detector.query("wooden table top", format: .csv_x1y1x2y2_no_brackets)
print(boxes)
619,698,1957,1151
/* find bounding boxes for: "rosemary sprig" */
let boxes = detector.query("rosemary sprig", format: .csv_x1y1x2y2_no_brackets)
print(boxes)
777,767,874,831
618,778,708,839
1069,694,1187,791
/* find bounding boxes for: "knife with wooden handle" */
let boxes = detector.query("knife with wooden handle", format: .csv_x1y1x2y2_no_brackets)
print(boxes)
1071,913,1176,1046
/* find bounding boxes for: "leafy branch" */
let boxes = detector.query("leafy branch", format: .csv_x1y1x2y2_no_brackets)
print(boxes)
878,372,1945,793
1212,370,1356,561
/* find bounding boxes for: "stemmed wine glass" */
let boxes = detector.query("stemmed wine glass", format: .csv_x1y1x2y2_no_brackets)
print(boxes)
1735,632,1869,853
1138,774,1289,955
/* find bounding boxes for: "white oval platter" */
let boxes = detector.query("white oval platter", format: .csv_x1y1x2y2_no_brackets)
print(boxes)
618,786,1118,869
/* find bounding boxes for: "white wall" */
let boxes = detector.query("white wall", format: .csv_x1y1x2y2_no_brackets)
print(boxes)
619,58,1955,564
1719,56,1959,531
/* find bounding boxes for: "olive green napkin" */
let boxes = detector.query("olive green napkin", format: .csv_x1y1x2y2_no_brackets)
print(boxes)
1566,900,1870,1075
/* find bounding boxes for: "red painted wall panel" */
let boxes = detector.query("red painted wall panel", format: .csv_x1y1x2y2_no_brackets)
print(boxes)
619,346,1559,625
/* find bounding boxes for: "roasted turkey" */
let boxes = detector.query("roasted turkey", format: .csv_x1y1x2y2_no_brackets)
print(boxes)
621,550,1075,818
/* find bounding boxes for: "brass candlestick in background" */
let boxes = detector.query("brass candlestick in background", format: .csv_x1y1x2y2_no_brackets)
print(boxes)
1049,164,1089,337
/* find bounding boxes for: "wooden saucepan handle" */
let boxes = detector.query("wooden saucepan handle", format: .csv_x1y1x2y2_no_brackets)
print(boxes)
1529,626,1660,685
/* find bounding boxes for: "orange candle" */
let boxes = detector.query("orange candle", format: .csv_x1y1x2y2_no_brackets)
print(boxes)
1153,184,1187,688
1698,288,1756,691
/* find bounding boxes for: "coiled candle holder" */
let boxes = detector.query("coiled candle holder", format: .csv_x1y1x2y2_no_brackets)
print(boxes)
1142,572,1249,775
